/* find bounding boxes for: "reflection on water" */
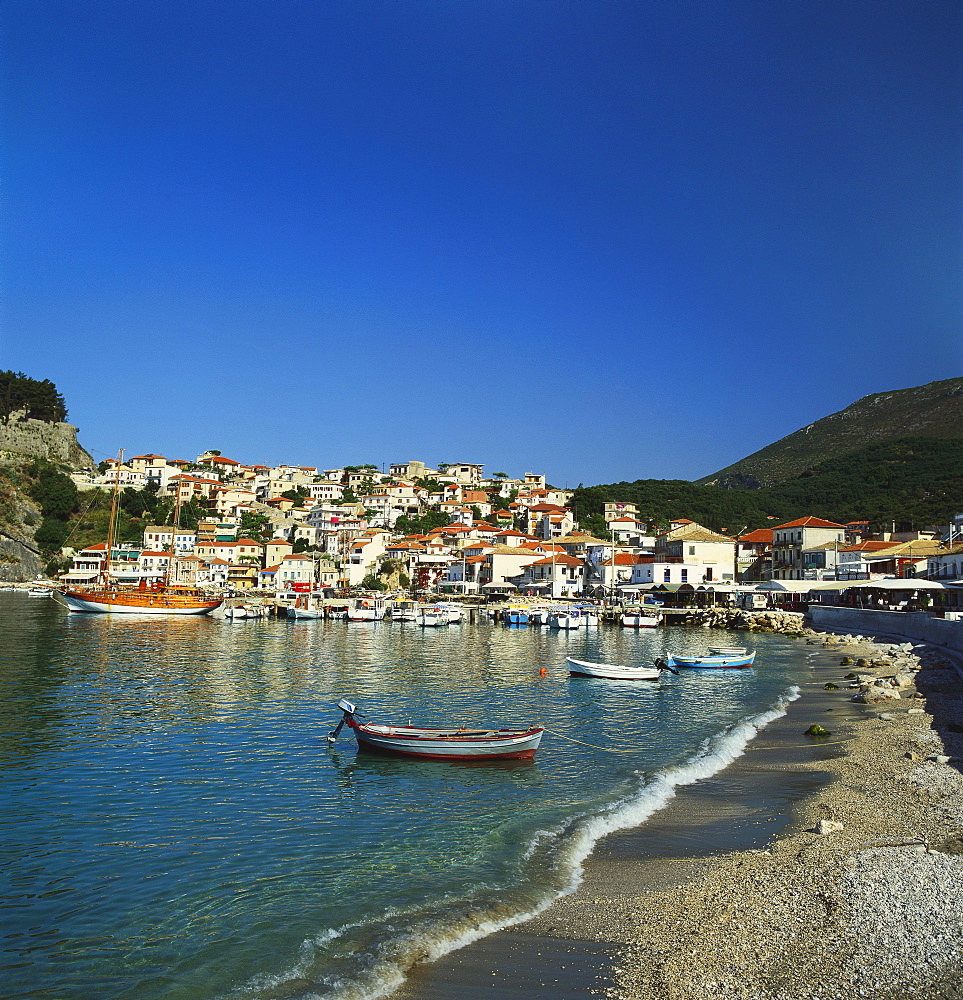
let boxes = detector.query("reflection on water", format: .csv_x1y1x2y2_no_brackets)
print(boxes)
0,595,812,1000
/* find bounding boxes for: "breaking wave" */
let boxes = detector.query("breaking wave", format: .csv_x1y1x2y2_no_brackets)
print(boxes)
219,685,801,1000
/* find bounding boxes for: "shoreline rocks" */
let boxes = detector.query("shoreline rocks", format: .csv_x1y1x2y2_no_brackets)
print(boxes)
678,608,807,633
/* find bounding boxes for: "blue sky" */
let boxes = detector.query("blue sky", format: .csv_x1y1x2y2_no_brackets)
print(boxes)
2,0,960,485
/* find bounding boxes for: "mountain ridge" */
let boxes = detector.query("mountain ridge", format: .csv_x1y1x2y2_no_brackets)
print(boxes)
698,377,963,487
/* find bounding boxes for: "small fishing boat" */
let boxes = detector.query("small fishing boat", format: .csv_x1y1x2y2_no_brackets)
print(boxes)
417,608,448,627
566,656,674,681
327,699,544,761
620,606,662,628
327,605,348,620
348,598,388,621
27,587,52,597
288,605,325,619
501,606,530,625
386,600,419,622
660,650,756,669
573,604,600,626
548,609,582,630
708,646,748,656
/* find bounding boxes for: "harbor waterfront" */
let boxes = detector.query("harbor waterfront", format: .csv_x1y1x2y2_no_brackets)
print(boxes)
1,593,818,1000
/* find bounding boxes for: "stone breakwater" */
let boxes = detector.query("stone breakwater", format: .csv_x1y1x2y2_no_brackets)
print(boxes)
606,632,963,1000
678,607,808,633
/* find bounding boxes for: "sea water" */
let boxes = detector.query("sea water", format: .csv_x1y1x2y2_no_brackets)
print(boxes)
0,595,810,1000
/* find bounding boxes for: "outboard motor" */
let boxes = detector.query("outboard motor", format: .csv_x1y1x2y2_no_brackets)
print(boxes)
327,699,357,743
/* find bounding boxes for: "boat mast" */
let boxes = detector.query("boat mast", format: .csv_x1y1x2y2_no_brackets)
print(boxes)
164,478,185,587
102,449,123,586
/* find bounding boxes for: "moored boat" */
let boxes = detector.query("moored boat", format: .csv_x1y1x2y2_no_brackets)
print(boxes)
620,606,662,628
566,656,670,681
288,605,324,619
327,699,543,761
61,584,222,615
27,587,52,597
661,650,756,669
347,598,388,621
573,604,600,626
58,449,222,616
417,608,448,626
500,606,530,625
548,609,582,630
386,600,419,623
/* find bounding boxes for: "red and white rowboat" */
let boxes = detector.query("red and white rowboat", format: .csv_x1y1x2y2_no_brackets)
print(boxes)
328,700,543,761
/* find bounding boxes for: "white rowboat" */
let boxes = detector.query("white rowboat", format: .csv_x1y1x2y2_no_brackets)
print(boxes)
566,656,666,681
328,700,543,761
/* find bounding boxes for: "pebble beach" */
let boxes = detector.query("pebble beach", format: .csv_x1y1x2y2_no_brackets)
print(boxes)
395,627,963,1000
606,630,963,1000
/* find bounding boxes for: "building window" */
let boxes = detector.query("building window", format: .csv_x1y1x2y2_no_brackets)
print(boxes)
681,569,688,583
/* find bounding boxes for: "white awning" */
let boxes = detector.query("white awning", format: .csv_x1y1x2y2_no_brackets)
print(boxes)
844,578,946,590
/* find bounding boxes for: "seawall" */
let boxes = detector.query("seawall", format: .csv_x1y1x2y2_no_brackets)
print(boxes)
808,606,963,657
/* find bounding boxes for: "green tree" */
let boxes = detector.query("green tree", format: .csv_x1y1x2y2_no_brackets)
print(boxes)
240,510,274,542
0,371,67,422
361,573,386,591
394,510,450,536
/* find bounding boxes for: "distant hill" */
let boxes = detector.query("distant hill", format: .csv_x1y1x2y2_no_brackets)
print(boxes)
572,436,963,536
698,377,963,487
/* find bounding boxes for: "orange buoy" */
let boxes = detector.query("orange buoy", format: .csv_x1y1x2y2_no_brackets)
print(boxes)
539,666,547,677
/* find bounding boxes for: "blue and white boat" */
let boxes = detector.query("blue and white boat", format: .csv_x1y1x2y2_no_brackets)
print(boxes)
500,606,530,625
662,650,755,669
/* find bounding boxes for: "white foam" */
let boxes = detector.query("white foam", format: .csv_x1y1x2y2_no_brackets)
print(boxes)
225,685,802,1000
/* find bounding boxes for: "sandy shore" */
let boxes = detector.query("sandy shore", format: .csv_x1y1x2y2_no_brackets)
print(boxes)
393,630,963,1000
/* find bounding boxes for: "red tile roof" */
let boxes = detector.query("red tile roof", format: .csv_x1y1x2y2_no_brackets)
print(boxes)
528,554,583,567
738,528,774,544
773,516,846,530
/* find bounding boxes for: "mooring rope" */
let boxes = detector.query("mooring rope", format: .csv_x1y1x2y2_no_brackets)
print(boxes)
541,728,649,753
745,735,861,750
543,728,862,753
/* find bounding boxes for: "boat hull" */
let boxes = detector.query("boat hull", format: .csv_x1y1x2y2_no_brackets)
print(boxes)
352,725,543,760
620,615,661,628
334,703,543,761
566,656,661,681
667,652,755,669
61,588,221,615
548,615,582,629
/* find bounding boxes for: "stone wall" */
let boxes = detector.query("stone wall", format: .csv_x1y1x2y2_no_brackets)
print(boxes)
808,606,963,656
0,410,94,471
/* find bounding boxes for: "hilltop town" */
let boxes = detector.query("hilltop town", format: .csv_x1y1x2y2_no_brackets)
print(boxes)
58,451,963,599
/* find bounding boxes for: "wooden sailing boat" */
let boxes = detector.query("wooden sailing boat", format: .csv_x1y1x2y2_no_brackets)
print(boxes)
60,451,223,615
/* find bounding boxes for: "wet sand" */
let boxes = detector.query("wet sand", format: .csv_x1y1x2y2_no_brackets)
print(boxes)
390,632,963,1000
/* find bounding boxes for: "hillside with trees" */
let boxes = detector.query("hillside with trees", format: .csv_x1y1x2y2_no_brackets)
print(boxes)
0,371,68,423
573,437,963,535
698,377,963,487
